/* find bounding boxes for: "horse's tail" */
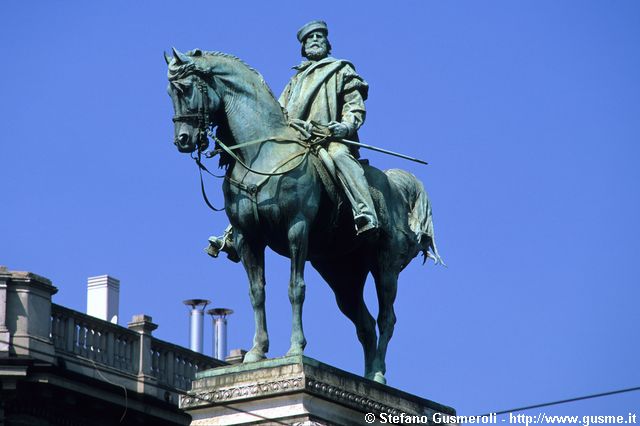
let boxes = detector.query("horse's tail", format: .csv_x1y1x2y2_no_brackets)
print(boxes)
385,169,445,266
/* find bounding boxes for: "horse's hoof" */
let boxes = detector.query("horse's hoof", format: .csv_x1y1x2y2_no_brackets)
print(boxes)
285,346,304,357
243,350,266,363
373,372,387,385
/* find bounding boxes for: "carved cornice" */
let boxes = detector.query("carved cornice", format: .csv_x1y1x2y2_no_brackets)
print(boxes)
181,375,429,419
306,378,405,417
181,376,305,408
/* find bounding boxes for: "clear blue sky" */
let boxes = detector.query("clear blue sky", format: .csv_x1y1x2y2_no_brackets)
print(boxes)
2,0,639,417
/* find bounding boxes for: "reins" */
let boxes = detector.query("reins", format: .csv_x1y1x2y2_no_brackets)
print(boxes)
192,149,226,212
174,73,326,213
192,128,326,213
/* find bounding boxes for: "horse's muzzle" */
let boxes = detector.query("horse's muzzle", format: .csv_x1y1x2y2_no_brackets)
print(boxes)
174,133,195,153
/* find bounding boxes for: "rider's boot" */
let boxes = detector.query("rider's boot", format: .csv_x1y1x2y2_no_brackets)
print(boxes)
328,143,379,236
206,226,240,263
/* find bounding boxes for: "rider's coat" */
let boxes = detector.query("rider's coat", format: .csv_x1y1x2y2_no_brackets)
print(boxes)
279,57,369,155
278,56,377,227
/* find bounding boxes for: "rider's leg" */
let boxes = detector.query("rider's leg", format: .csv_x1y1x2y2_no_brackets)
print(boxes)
327,142,378,234
206,224,240,263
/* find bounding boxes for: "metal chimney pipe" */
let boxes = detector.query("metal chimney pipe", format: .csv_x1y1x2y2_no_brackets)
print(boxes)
207,308,234,360
183,299,210,353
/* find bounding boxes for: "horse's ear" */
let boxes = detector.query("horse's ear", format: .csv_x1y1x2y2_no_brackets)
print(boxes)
164,51,171,65
172,47,191,65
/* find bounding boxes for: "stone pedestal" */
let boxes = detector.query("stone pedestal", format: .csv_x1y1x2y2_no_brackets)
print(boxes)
181,355,455,425
0,268,58,362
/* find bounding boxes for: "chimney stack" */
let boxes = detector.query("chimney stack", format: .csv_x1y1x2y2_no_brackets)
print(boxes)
207,308,233,360
87,275,120,324
183,299,210,353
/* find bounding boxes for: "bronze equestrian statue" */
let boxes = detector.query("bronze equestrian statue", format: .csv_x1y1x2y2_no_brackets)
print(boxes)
209,21,377,260
166,21,442,384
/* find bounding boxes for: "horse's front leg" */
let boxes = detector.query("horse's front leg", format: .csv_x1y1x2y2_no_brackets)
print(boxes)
286,216,309,356
236,231,269,363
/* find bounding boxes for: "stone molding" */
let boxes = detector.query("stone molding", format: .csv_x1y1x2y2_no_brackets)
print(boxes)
181,356,455,426
181,375,305,407
183,375,436,419
305,378,407,417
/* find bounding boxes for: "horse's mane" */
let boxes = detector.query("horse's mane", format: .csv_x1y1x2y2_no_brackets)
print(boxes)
169,49,289,170
197,50,264,82
168,49,280,103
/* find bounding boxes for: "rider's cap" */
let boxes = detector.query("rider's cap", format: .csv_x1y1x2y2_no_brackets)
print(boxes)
297,20,328,43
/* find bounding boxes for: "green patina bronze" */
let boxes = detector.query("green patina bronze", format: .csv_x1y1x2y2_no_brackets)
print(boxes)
166,21,442,384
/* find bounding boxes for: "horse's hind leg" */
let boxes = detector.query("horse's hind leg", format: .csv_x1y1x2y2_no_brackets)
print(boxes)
236,232,269,363
371,267,399,384
286,216,310,356
312,258,377,379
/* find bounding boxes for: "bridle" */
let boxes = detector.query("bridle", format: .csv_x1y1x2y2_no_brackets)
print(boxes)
170,72,324,214
172,76,212,153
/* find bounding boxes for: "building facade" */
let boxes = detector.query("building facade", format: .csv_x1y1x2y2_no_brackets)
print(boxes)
0,267,226,425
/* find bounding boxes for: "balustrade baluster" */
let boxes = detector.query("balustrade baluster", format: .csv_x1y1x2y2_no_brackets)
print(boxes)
50,315,59,348
113,337,121,368
166,351,175,387
65,317,75,353
106,332,114,366
56,315,63,348
151,349,158,377
188,361,194,386
118,337,125,369
177,357,184,389
97,331,105,362
127,338,135,372
88,328,95,359
78,324,87,356
161,351,168,382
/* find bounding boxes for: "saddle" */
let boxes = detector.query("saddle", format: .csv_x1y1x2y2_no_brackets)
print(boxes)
289,119,370,231
290,119,342,201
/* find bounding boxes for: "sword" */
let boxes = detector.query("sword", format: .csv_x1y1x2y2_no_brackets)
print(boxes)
338,138,429,165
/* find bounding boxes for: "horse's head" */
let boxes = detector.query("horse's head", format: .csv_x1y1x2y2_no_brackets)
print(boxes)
166,48,222,153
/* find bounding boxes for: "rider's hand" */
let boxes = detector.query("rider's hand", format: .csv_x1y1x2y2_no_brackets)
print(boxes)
328,121,349,139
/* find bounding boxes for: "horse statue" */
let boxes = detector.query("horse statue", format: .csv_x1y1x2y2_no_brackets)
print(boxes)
166,48,442,384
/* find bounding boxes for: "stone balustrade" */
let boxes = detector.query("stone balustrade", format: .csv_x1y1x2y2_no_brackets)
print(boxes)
150,337,218,390
51,304,138,373
0,267,225,406
49,305,223,392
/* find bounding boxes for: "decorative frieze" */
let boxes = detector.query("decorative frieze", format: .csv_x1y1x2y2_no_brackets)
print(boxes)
181,376,304,407
306,378,405,417
181,356,455,425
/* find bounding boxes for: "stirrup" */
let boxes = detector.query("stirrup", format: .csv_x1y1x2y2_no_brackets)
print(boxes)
354,215,378,236
206,236,225,258
206,235,241,263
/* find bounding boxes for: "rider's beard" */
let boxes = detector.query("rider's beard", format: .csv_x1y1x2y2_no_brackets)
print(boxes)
305,44,328,61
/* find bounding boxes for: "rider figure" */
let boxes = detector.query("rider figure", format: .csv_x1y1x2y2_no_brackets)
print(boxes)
208,20,378,260
282,20,378,234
